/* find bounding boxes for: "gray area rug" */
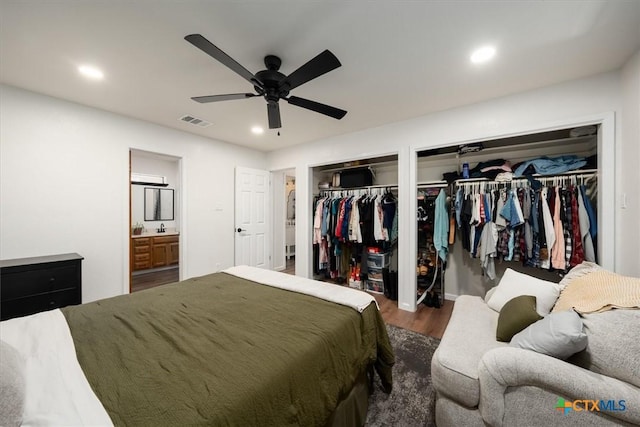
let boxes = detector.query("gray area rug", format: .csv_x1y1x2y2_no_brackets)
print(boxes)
366,324,441,427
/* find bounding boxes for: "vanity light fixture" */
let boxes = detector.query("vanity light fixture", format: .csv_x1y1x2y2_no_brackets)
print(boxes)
470,45,496,64
251,126,264,135
78,65,104,80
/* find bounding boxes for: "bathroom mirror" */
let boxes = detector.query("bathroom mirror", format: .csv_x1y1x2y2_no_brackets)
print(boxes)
144,188,174,221
287,190,295,220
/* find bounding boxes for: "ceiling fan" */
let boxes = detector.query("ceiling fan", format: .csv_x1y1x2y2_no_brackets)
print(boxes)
185,34,347,129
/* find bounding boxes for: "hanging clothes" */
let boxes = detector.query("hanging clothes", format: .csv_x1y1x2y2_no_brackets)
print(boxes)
453,171,597,276
434,189,450,262
477,221,498,279
577,189,596,262
551,186,566,270
313,189,398,281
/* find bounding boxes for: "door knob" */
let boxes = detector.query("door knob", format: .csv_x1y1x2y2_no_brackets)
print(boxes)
237,228,246,233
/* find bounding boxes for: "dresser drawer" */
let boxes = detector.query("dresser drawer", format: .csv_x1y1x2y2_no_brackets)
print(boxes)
0,289,80,319
1,264,79,301
133,237,151,246
0,253,83,321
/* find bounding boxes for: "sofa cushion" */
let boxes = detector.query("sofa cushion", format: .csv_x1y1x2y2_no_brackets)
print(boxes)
432,295,506,408
568,308,640,388
510,309,587,359
486,268,561,316
496,295,542,342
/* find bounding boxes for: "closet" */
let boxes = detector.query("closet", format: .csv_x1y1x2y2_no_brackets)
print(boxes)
311,155,399,299
416,126,599,300
416,182,449,308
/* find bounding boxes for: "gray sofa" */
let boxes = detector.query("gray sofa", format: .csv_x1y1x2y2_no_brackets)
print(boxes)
431,295,640,426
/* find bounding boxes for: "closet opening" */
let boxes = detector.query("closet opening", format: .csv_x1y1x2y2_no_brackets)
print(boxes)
415,125,599,305
311,155,399,303
285,171,296,274
129,150,182,293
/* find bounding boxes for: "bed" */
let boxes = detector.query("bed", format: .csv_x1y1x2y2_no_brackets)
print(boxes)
0,266,394,426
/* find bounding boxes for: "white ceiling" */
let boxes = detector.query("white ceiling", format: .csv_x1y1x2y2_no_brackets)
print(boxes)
2,1,639,152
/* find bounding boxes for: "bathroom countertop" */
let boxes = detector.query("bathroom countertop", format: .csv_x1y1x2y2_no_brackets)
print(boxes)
131,231,179,238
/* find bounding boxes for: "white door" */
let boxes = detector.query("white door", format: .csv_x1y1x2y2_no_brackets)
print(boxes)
235,167,270,268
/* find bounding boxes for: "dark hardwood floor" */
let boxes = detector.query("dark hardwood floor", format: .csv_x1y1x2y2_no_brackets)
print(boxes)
283,257,295,275
372,293,453,339
131,262,453,339
131,267,179,293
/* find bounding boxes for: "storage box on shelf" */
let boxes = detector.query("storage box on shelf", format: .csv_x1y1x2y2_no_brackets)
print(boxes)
365,253,389,294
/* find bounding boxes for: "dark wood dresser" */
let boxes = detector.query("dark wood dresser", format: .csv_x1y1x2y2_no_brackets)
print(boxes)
1,253,83,321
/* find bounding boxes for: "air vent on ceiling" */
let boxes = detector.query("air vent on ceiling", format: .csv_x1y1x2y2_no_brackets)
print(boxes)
179,114,212,128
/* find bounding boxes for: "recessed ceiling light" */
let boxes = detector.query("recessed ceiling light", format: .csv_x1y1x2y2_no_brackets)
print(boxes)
78,65,104,80
251,126,264,135
470,46,496,64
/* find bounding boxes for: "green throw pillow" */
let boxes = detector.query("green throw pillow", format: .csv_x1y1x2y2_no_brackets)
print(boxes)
496,295,543,342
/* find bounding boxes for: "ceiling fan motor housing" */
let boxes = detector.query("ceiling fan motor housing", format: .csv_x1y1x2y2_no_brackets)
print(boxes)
255,57,290,101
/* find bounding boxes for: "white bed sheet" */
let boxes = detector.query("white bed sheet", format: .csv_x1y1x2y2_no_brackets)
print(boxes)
223,265,377,312
0,309,113,426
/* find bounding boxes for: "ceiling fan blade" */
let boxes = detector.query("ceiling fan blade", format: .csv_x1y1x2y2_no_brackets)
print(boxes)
185,34,262,88
267,102,281,129
191,93,257,103
281,50,341,91
286,96,347,120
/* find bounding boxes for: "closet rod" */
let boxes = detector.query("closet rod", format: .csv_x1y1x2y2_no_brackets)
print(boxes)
454,171,597,188
532,172,596,183
322,184,397,191
453,168,597,185
320,185,397,196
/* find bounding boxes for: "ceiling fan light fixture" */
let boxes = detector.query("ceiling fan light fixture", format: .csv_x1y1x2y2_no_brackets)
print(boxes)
251,126,264,135
78,64,104,80
470,45,496,64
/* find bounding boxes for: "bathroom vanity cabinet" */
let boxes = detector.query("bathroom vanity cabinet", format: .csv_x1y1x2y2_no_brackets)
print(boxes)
132,234,179,271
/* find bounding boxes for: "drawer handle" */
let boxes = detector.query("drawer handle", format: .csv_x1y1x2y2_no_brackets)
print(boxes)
49,277,56,283
49,300,56,306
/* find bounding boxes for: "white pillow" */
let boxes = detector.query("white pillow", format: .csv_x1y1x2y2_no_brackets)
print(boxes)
510,310,587,360
486,268,561,316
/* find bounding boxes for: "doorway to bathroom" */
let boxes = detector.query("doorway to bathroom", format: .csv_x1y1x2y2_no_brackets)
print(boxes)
129,149,182,292
284,172,296,275
271,168,296,275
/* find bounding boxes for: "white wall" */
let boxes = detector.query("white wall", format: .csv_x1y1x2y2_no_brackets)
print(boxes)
618,51,640,276
131,154,179,232
267,70,625,311
0,85,266,303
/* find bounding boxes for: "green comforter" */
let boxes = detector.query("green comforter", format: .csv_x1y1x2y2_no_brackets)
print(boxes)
61,272,394,426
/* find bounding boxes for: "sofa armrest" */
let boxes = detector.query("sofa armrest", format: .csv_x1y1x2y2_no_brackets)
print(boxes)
478,347,640,426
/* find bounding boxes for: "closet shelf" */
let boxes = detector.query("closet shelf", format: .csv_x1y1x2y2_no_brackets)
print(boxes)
417,180,448,189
